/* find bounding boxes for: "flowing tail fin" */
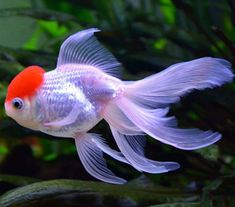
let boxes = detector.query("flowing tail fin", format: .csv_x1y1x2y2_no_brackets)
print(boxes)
104,57,234,151
124,57,233,108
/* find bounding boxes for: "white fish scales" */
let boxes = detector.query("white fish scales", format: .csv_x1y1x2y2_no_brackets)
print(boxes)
36,67,122,137
5,28,234,184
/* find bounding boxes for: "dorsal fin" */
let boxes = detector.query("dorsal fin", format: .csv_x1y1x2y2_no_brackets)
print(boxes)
56,28,122,78
6,66,45,102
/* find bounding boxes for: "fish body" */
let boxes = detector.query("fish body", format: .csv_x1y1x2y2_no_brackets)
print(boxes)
36,65,122,137
5,28,234,184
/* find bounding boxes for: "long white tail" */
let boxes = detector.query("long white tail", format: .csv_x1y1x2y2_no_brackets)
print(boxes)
103,57,233,173
124,57,233,108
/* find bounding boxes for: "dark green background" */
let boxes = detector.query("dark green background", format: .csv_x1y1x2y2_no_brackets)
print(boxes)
0,0,234,206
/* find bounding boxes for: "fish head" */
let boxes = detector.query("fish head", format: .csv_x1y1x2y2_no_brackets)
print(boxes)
5,66,45,130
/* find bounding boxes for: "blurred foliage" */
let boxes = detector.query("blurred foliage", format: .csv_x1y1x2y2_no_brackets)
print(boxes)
0,0,235,206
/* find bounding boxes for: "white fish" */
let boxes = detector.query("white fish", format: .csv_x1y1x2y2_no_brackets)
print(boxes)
4,28,234,184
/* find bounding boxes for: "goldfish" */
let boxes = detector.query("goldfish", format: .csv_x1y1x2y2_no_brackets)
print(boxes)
4,28,234,184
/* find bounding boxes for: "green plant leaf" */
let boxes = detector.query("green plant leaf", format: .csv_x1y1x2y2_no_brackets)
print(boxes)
0,146,8,155
148,203,200,207
0,8,77,23
0,174,39,187
0,179,197,207
195,145,219,161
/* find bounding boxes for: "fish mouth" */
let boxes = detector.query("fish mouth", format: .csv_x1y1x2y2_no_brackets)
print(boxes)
4,101,19,119
4,101,11,117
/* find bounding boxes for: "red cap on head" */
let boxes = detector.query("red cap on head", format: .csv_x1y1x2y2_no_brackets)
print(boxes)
5,66,45,102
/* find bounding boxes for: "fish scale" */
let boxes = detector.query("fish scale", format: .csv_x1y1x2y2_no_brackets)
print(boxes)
36,68,120,137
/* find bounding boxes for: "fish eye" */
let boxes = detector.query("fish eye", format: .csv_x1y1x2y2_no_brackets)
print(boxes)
12,98,24,110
